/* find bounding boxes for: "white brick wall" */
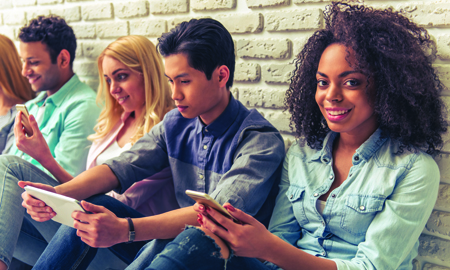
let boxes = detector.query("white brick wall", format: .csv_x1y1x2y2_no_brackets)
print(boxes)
1,0,449,269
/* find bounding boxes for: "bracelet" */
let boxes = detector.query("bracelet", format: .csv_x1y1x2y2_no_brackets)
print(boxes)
125,217,135,243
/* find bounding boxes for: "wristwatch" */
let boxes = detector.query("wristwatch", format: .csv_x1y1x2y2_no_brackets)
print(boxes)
125,217,135,243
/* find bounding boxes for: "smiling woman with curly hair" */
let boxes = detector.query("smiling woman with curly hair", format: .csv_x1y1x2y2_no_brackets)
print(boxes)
122,2,447,270
287,2,447,154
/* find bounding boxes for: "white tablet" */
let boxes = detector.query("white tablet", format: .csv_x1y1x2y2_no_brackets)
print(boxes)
24,186,87,228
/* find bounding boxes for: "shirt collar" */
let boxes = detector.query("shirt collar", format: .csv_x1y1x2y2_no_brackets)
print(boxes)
195,93,239,137
34,74,80,107
310,128,387,163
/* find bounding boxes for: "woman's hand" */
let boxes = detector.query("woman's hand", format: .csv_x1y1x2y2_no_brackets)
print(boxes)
14,112,52,163
196,202,276,259
72,201,129,248
18,181,56,222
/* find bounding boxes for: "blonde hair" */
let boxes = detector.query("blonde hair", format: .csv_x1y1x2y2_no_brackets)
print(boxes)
89,35,173,144
0,34,34,103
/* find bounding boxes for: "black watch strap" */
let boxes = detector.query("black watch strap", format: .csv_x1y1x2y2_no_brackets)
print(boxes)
126,217,135,243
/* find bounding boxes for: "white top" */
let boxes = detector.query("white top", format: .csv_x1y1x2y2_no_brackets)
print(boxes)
316,199,326,215
96,140,132,166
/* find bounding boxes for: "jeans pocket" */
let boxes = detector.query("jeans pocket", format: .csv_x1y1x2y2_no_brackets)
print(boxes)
340,194,386,236
286,185,309,226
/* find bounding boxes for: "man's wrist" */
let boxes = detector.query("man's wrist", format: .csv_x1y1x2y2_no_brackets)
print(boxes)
125,217,135,243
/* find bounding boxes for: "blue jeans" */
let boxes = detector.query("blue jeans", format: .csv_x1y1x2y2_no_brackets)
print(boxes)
33,194,148,270
141,226,272,270
0,155,127,270
0,155,60,268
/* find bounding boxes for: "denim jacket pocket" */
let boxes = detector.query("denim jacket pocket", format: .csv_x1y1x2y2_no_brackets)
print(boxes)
340,194,386,236
286,185,309,226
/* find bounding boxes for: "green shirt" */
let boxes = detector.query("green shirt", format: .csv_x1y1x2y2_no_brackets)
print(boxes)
8,74,100,178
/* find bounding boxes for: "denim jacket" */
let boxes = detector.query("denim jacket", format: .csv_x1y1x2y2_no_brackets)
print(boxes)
267,129,439,270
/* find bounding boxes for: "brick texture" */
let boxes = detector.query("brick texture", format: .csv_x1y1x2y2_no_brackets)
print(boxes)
265,9,322,32
82,3,113,21
191,0,236,11
82,41,111,59
52,6,81,22
426,210,450,237
237,39,291,59
217,13,263,34
72,24,96,39
150,0,189,14
423,263,450,270
401,3,450,27
130,19,166,37
38,0,63,4
262,64,295,84
246,0,289,8
96,21,129,39
115,1,149,19
436,153,450,184
15,0,36,7
234,62,261,82
419,235,450,264
4,12,26,26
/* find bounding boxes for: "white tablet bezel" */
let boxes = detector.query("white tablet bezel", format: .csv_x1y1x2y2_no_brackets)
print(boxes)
24,186,87,228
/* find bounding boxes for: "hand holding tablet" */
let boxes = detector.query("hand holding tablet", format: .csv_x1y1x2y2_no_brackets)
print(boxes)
24,186,88,228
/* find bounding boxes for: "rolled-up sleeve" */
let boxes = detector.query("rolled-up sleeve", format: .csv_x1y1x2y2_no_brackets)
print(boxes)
331,154,440,270
209,128,285,216
105,121,171,194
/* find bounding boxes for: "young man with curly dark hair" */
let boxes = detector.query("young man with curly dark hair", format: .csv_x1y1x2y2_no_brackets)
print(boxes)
22,18,285,270
0,16,101,270
123,2,447,270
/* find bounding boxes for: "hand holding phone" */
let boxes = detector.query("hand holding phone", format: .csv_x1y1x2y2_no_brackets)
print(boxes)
186,190,241,224
16,104,33,136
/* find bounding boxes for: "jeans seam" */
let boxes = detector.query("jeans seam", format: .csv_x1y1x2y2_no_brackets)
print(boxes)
71,245,91,270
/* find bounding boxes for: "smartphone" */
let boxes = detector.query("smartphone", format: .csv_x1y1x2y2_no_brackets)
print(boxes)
16,104,33,136
186,190,240,223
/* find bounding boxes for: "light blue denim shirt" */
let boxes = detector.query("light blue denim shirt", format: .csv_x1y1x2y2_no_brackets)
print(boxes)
267,129,439,270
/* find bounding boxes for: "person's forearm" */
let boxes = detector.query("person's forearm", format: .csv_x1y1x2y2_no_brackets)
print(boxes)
262,234,337,270
40,155,74,183
132,206,199,241
55,165,119,200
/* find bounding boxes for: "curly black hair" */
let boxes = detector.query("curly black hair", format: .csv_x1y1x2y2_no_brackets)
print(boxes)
19,16,76,67
286,1,447,155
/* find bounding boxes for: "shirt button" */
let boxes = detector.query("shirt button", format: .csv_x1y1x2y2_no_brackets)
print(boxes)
349,173,352,177
205,128,208,132
314,193,319,197
322,251,326,256
331,194,336,198
203,145,208,150
290,194,293,199
354,156,359,161
322,221,326,226
199,174,204,180
329,175,333,180
359,205,365,211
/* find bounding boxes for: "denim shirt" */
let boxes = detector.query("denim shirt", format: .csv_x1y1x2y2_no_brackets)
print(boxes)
8,74,100,177
267,129,439,270
106,94,285,226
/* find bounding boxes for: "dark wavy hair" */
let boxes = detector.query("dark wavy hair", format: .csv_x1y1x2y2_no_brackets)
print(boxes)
19,16,76,67
286,2,447,155
157,18,235,89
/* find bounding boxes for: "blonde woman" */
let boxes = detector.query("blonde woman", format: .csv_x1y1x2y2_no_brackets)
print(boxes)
0,34,34,154
9,35,177,269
